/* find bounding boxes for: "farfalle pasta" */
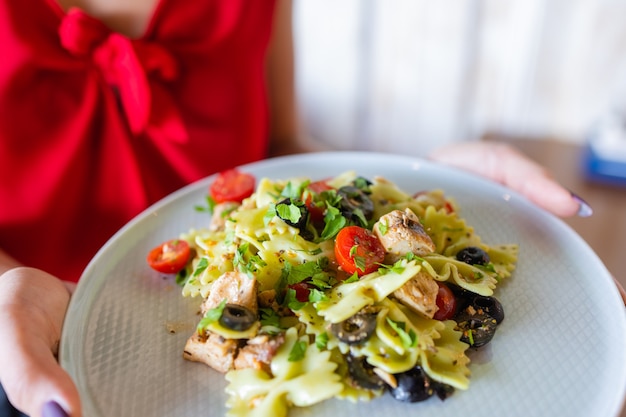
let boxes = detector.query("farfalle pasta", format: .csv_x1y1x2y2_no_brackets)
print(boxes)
166,170,518,416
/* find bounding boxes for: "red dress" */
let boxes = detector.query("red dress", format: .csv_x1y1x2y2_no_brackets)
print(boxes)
0,0,276,281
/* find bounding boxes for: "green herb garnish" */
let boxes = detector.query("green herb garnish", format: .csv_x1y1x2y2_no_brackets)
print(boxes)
386,317,418,349
288,339,308,362
196,299,227,333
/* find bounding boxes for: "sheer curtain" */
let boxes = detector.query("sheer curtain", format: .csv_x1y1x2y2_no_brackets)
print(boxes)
293,0,626,156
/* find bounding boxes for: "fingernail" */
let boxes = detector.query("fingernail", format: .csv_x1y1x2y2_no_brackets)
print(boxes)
42,401,69,417
571,192,593,217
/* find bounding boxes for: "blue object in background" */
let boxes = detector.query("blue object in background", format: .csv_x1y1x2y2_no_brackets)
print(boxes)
583,111,626,187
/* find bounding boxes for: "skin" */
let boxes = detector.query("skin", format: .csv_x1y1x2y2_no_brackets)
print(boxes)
1,1,620,416
0,267,78,415
428,141,580,217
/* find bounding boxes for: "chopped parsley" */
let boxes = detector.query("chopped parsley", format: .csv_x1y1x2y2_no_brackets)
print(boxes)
308,288,329,303
194,195,217,214
191,257,209,277
349,244,366,272
377,220,389,236
288,339,308,362
276,199,304,224
319,205,347,241
196,299,227,333
175,268,189,286
234,242,267,277
259,308,282,329
316,332,329,350
281,259,331,287
283,288,306,311
386,317,418,349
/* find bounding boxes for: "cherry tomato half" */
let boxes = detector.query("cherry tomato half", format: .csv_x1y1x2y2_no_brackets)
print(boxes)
302,180,334,222
209,169,255,204
334,226,386,276
433,281,457,321
147,239,191,274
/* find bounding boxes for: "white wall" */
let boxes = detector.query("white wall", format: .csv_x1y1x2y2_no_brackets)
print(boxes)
293,0,626,156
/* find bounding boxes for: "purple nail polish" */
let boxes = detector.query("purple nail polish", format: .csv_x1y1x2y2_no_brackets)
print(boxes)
42,401,69,417
571,192,593,217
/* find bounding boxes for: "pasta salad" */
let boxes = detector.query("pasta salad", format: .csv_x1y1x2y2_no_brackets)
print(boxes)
147,169,518,416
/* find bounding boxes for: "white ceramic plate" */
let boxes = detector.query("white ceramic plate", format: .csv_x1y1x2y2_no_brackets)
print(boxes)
60,151,626,417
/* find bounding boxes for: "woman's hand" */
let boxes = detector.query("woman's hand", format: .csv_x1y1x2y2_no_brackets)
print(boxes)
429,141,589,218
430,141,626,305
0,267,80,417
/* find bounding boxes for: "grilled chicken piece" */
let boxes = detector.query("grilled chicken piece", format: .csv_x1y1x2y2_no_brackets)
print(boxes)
183,332,239,373
234,334,285,373
184,326,285,374
393,270,439,319
209,202,240,231
373,208,435,262
202,270,258,313
257,289,279,310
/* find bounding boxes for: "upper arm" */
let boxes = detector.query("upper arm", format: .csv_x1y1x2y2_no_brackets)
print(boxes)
265,0,300,156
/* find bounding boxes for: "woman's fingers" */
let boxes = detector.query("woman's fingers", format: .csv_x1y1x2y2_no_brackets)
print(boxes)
430,143,626,306
0,267,81,417
429,142,586,218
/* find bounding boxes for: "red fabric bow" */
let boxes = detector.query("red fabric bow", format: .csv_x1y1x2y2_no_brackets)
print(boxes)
58,8,187,142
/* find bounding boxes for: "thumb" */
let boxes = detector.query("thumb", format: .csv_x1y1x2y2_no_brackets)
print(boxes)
0,268,82,417
1,333,82,417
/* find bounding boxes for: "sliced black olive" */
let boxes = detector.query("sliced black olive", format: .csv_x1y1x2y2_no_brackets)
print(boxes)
330,310,377,345
456,246,490,266
219,304,258,331
276,198,309,229
337,186,374,223
389,366,434,403
352,176,373,193
455,311,497,348
346,355,386,390
472,295,505,324
275,198,314,240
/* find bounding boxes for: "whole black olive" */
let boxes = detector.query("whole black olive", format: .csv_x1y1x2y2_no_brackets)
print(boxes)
219,304,258,331
389,366,434,403
330,311,377,345
455,311,497,348
452,287,505,325
471,295,505,324
346,355,386,390
450,286,505,325
455,246,490,266
337,186,374,223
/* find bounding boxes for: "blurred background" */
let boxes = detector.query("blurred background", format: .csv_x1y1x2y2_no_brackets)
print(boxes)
293,0,626,153
291,0,626,318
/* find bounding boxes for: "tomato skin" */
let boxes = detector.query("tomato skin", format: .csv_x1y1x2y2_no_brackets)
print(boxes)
334,226,386,276
147,239,191,274
302,180,334,222
209,169,255,204
288,282,311,302
433,281,457,321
